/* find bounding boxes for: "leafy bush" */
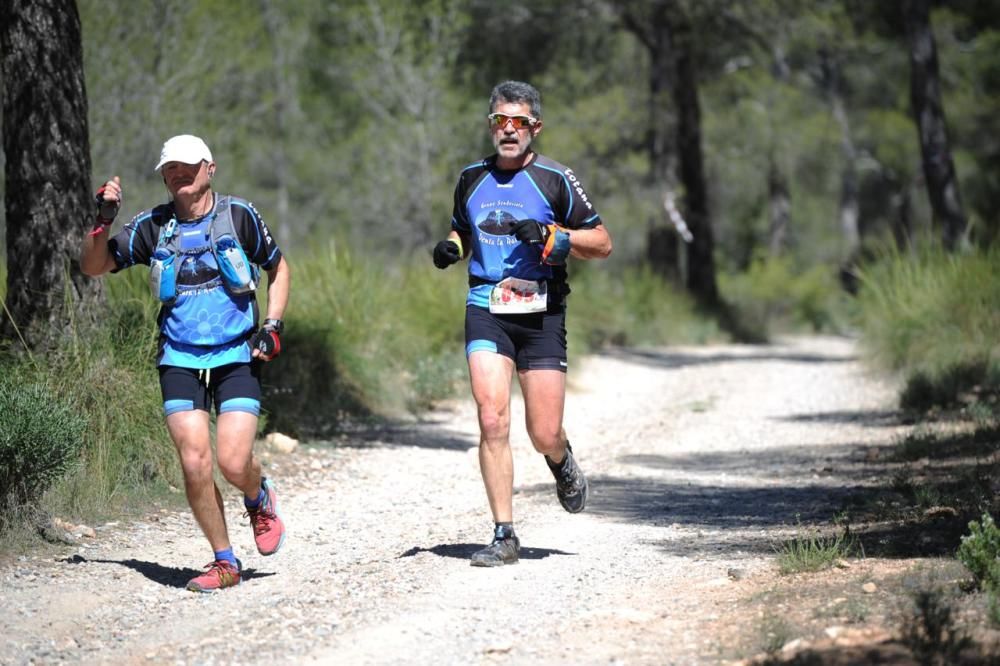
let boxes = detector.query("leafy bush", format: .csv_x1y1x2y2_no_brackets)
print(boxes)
0,376,87,515
957,512,1000,591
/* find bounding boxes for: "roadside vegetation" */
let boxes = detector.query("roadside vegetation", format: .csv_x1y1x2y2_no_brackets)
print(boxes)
742,241,1000,662
775,523,856,575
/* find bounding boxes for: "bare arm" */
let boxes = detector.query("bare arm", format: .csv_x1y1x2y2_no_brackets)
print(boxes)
263,256,291,321
567,223,612,260
80,227,117,276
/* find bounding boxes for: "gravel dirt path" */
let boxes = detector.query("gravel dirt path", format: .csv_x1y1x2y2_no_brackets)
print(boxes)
0,335,910,665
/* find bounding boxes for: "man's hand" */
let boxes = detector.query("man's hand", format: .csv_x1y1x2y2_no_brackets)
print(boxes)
433,240,462,269
94,176,122,222
251,322,282,361
90,177,122,236
508,219,550,245
510,219,571,265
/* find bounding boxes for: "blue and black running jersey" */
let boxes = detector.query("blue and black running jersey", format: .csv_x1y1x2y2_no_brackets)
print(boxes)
107,194,282,369
451,153,602,308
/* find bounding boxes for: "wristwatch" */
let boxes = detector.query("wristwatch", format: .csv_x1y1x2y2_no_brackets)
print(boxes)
263,318,284,334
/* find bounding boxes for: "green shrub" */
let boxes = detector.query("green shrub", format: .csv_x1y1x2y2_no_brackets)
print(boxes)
957,512,1000,591
567,263,720,351
719,254,848,342
857,244,1000,411
271,238,468,429
0,375,88,515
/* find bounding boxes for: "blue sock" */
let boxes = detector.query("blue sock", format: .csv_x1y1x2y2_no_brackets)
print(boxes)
244,487,265,509
214,547,237,566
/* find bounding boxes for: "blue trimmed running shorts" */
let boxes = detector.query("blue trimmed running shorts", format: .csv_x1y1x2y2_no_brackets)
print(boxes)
158,363,262,417
464,304,568,372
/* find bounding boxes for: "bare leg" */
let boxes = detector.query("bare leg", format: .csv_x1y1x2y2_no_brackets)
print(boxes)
468,351,515,523
215,411,262,499
166,410,229,552
519,368,568,461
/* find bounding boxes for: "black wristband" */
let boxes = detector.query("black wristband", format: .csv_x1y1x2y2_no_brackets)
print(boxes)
263,318,284,335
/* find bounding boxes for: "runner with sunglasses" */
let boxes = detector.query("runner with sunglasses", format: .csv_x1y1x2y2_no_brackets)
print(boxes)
433,80,613,566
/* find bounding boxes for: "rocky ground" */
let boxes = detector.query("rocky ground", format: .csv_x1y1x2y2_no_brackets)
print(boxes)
2,336,997,665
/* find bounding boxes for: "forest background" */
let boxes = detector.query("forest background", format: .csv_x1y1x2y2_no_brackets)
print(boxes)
0,0,998,544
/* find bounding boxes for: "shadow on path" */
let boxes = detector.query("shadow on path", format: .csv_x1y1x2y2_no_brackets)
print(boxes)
60,554,275,588
774,409,903,427
602,346,857,370
314,418,476,453
519,442,883,556
520,428,999,559
398,544,573,561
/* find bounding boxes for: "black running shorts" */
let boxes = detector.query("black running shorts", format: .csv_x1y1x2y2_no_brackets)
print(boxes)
464,304,568,372
159,363,261,416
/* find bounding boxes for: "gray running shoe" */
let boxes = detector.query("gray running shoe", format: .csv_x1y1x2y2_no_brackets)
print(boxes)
549,444,589,513
470,535,520,567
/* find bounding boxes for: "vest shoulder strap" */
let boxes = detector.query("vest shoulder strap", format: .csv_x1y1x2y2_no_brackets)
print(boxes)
210,195,237,245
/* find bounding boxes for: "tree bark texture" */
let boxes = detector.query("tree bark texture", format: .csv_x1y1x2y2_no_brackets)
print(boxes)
903,0,967,251
767,159,790,257
0,0,101,347
671,13,718,307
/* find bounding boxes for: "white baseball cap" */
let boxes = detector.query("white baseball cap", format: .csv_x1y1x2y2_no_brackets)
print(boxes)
154,134,213,172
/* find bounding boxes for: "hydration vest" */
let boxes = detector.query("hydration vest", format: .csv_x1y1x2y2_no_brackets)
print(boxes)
149,195,259,303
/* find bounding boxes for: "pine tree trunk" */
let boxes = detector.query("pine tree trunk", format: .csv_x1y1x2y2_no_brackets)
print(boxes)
767,160,790,256
672,14,718,307
0,0,102,348
903,0,967,251
621,2,682,281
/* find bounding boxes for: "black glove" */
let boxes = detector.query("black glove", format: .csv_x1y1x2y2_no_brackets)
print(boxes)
433,240,462,269
508,219,551,245
94,185,120,223
251,325,281,361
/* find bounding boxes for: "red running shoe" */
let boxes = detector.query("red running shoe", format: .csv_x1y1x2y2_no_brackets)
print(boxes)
246,477,286,555
186,559,241,592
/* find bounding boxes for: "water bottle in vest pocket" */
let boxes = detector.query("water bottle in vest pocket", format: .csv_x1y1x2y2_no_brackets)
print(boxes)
149,248,177,303
215,234,257,294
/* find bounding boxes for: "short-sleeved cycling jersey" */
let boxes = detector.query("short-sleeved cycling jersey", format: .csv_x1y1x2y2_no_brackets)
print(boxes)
108,194,282,369
450,153,602,308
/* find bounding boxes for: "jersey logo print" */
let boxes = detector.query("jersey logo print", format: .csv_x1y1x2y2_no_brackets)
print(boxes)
478,209,517,235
